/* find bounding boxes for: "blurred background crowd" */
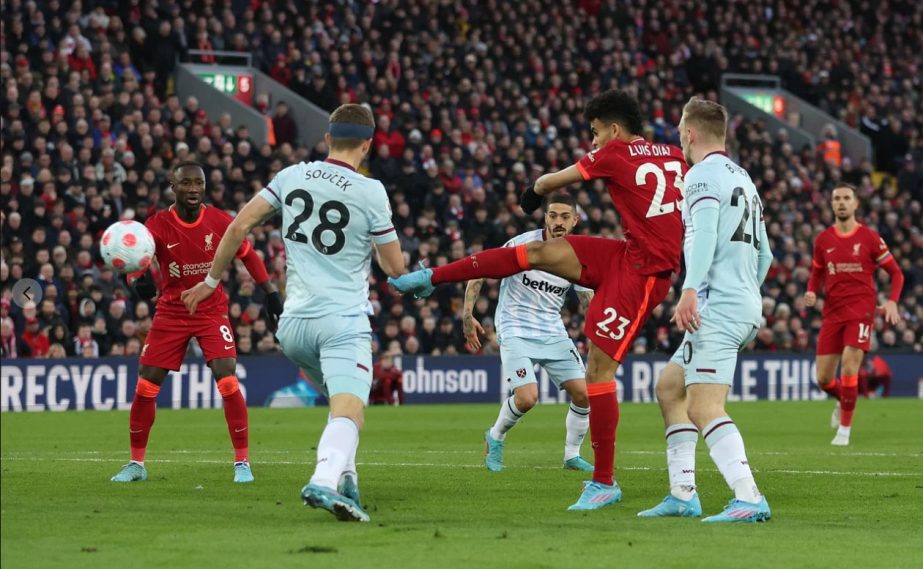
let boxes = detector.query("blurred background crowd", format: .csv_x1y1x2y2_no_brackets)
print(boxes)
2,0,921,361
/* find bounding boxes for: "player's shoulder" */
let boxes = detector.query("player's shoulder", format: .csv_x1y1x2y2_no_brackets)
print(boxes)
511,228,543,245
203,204,234,224
858,224,882,241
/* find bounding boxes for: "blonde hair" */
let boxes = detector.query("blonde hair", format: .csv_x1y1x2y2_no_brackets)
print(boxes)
682,97,728,142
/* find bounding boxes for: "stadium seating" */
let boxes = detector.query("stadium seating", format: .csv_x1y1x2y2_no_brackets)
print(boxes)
1,0,920,360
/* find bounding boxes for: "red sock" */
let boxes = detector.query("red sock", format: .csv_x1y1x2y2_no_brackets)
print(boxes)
820,379,841,401
587,381,619,486
431,245,530,284
217,377,249,462
840,375,858,427
129,378,160,463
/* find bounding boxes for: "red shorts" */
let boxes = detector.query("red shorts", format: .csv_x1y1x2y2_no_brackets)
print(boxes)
565,236,673,362
816,318,872,356
140,311,237,371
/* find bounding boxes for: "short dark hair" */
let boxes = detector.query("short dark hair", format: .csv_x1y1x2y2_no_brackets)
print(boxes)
584,90,644,136
544,192,577,211
329,104,375,151
172,160,203,177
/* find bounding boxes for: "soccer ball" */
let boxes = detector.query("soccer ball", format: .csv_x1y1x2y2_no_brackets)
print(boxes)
100,220,156,273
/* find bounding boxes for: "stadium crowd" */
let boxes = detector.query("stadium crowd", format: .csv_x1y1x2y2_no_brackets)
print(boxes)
1,0,921,362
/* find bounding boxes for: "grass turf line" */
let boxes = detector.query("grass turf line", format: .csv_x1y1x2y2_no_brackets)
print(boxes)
2,399,921,569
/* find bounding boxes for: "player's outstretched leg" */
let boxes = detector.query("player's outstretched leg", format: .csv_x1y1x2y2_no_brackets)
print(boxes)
638,424,702,518
215,376,253,483
112,377,159,482
699,415,770,523
389,245,531,298
302,414,369,522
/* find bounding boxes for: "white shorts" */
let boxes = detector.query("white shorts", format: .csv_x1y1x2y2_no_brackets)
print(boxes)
276,314,373,402
670,318,758,386
499,335,586,392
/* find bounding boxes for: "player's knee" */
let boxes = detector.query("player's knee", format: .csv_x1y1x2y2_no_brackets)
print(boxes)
514,388,538,412
139,365,167,384
524,240,548,267
569,390,589,408
655,376,684,406
209,358,237,380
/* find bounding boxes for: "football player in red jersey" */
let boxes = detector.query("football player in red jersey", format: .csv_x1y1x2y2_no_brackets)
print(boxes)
389,90,686,510
803,184,903,446
111,161,283,483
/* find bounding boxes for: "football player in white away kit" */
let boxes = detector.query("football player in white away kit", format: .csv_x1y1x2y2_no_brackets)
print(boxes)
182,104,405,523
463,194,594,472
637,98,773,523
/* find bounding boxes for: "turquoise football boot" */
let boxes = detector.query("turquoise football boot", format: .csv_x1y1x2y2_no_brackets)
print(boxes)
563,457,593,471
338,474,360,504
702,497,771,523
234,461,254,483
483,430,505,472
387,268,435,299
111,462,147,482
301,483,370,522
637,494,703,517
567,480,622,510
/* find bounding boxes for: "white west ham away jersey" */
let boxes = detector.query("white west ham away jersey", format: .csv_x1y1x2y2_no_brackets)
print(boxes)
494,229,590,341
681,152,763,326
258,159,397,318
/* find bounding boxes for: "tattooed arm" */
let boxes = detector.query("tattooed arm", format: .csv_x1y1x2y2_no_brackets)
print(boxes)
463,278,487,351
577,290,594,314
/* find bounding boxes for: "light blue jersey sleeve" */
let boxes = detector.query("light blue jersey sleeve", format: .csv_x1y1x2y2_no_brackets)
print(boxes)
681,168,720,291
366,182,398,245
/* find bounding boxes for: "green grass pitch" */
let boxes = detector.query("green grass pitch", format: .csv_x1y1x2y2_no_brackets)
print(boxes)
2,400,921,568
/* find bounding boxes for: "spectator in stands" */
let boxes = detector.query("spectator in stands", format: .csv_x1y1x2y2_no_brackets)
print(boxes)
370,352,405,406
272,102,297,146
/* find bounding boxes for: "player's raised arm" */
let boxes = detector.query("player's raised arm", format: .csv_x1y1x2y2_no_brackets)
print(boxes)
520,166,584,214
181,194,277,314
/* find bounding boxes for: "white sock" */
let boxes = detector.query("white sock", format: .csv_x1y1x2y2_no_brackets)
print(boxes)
310,417,359,490
836,426,851,437
564,403,590,460
703,417,761,504
665,423,698,500
338,436,359,489
489,397,524,441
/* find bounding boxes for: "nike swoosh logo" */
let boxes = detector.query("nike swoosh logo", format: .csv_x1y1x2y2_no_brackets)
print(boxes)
167,243,180,249
234,427,247,433
825,248,835,253
130,429,143,434
595,330,614,340
224,344,235,350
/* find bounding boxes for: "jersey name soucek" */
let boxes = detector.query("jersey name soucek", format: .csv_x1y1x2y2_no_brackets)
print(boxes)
576,138,686,274
145,205,249,316
813,224,891,323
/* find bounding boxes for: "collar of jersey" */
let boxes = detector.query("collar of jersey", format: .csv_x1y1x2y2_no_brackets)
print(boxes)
703,150,729,161
325,158,356,172
834,222,862,238
170,204,206,228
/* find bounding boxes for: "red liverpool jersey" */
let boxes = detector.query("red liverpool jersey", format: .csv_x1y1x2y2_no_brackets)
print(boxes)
810,224,892,323
576,137,686,274
144,205,251,316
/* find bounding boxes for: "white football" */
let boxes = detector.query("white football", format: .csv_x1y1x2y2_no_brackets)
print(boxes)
100,220,156,273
